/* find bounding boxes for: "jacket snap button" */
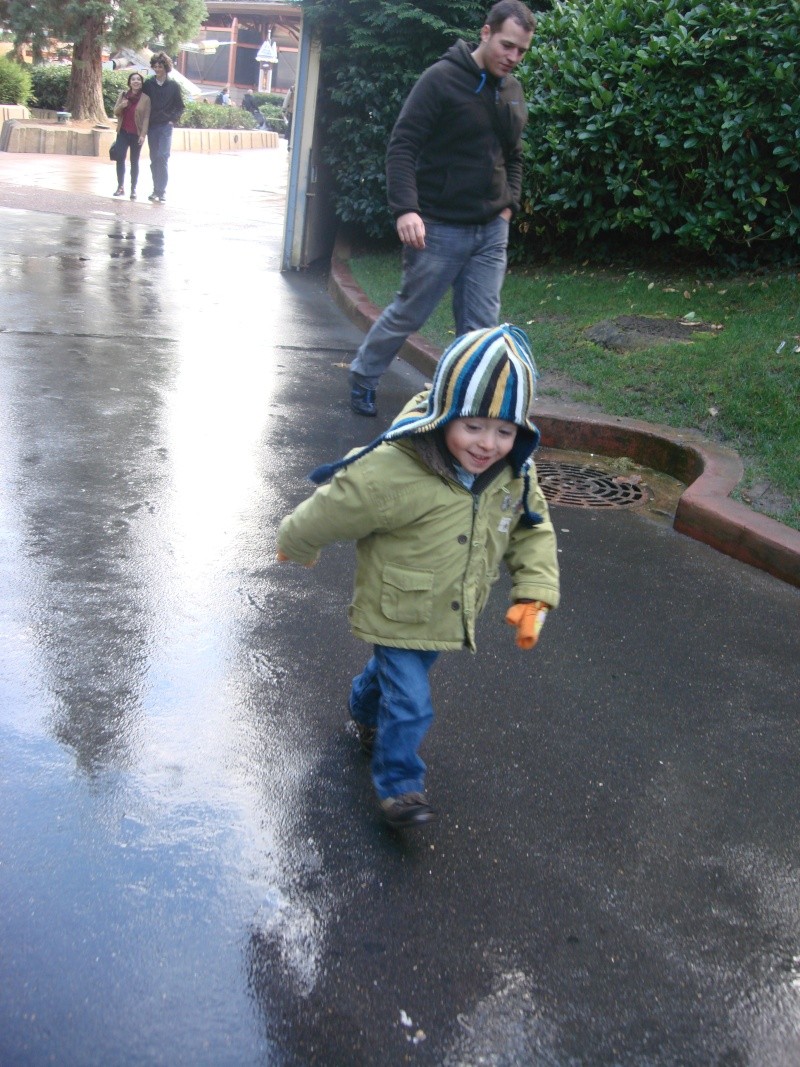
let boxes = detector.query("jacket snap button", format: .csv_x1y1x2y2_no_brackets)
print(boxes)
451,601,460,611
457,534,468,544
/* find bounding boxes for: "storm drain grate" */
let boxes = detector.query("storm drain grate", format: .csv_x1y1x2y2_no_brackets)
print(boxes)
536,460,649,508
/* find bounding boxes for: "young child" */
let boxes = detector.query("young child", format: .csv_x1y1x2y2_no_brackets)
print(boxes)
277,324,560,828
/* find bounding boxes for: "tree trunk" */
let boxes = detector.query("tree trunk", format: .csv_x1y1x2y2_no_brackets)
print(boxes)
66,18,108,123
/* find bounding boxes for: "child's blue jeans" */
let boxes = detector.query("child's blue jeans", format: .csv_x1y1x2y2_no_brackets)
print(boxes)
349,646,440,799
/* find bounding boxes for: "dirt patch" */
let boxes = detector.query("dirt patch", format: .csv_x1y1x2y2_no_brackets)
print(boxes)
585,314,721,353
536,371,604,416
736,478,794,520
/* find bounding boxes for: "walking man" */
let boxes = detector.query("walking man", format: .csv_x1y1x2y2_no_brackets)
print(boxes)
348,0,536,416
142,52,184,204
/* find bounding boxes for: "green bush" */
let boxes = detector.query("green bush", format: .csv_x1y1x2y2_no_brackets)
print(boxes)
516,0,800,262
178,101,258,130
29,65,141,115
253,92,283,109
0,55,33,105
257,102,286,133
29,64,71,111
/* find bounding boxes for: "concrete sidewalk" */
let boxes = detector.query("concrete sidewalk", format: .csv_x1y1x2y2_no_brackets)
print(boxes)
0,144,290,234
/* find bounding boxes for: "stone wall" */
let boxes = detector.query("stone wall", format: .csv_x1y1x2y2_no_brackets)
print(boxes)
0,114,280,155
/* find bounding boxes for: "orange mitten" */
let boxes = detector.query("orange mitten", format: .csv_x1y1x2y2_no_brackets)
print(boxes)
276,549,316,568
505,601,549,650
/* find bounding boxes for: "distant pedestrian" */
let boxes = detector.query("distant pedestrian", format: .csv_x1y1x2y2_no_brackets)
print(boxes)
215,86,230,105
348,0,536,417
142,52,184,204
282,85,295,146
278,324,560,828
242,89,266,128
111,71,150,200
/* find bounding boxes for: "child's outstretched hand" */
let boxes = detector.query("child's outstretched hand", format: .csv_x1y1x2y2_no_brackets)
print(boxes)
505,601,549,649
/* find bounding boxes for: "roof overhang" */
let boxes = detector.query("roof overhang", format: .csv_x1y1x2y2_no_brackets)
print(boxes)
204,2,301,19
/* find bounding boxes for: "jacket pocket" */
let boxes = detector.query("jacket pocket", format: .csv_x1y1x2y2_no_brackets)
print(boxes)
380,564,434,624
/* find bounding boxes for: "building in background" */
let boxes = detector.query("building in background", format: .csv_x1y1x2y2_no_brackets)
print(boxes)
177,1,301,102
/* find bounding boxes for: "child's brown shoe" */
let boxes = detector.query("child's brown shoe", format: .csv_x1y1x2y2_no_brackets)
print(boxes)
380,792,436,828
354,721,376,754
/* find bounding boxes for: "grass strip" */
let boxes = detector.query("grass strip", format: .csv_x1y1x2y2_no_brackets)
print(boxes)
348,250,800,530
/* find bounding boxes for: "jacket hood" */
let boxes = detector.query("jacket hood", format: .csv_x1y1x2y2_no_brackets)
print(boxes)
308,325,545,525
442,39,502,94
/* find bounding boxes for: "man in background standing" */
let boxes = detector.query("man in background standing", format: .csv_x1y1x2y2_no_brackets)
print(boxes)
348,0,536,417
242,88,266,128
142,52,184,204
282,85,295,147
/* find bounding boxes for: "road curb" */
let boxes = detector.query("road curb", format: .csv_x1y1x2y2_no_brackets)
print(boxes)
328,244,800,589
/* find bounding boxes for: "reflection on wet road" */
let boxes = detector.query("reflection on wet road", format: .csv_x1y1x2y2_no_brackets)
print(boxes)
1,152,800,1066
0,152,371,1061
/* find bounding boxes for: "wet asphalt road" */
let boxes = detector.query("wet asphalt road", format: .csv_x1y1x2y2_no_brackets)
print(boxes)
1,151,800,1066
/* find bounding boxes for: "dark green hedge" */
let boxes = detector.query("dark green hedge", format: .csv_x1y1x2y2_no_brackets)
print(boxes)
258,104,286,134
178,102,258,130
516,0,800,261
29,65,136,115
0,55,33,105
28,64,281,133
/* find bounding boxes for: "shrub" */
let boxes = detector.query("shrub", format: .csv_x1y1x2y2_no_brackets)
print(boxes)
516,0,800,262
29,65,139,116
257,102,286,133
0,55,33,105
178,101,258,130
28,64,69,110
253,92,283,108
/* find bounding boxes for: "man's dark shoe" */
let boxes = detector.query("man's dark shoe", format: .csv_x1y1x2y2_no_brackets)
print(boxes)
350,382,377,417
380,792,436,829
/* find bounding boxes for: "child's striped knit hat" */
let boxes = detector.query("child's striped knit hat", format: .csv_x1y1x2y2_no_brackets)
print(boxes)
308,325,542,520
382,323,539,465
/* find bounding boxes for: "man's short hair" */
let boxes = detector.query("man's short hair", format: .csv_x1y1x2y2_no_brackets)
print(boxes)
150,51,173,73
485,0,537,34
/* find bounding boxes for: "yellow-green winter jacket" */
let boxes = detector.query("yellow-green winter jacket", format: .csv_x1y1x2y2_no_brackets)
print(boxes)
277,431,560,653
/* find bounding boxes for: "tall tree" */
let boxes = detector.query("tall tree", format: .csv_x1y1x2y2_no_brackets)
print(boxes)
3,0,207,122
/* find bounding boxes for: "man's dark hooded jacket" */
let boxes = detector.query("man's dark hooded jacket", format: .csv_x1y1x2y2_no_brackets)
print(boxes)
386,39,528,225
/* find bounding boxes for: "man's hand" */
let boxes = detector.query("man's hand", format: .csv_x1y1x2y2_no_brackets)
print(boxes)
396,212,426,250
505,601,549,649
499,208,512,222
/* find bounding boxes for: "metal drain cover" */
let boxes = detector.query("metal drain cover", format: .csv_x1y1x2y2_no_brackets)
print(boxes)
536,459,649,508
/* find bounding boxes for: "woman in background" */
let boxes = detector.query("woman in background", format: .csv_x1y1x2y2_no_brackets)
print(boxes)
112,71,151,200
